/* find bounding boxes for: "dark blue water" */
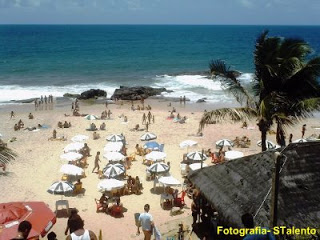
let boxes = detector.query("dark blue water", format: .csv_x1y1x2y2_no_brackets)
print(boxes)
0,25,320,102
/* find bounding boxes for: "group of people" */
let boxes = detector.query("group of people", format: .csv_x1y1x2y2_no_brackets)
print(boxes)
179,95,187,104
58,121,72,128
101,110,112,119
126,175,143,194
34,95,54,109
131,103,152,111
99,193,123,215
13,119,25,131
233,135,251,148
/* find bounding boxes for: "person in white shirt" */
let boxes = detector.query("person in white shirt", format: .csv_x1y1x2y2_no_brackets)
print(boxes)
137,204,154,240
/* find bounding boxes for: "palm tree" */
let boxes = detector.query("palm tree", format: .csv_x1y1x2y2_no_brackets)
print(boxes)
0,145,17,166
200,31,320,151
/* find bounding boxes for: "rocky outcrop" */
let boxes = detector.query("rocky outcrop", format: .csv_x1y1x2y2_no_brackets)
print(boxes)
78,89,106,100
111,86,171,100
63,93,81,98
196,98,206,103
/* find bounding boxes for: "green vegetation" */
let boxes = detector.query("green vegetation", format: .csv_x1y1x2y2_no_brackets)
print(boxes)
200,31,320,151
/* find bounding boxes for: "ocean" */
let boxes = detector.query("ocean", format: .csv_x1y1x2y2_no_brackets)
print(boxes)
1,25,320,103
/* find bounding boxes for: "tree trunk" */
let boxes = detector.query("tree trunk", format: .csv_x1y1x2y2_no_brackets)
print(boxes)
257,118,269,151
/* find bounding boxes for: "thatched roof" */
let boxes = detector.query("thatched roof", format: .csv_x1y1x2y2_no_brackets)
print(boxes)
188,142,320,228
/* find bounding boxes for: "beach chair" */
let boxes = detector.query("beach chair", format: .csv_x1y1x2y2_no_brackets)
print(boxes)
95,199,107,213
174,191,186,207
180,164,188,177
56,200,69,216
61,174,69,181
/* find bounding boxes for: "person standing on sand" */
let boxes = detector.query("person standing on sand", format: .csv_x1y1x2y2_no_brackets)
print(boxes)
10,111,15,119
183,95,186,104
53,129,57,139
147,111,152,123
302,124,306,138
92,151,101,173
142,113,146,124
137,204,154,240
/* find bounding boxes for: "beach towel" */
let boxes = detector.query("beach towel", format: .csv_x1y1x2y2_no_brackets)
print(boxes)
153,226,161,240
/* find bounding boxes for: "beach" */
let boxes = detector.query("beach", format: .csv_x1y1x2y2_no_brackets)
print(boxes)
0,97,319,239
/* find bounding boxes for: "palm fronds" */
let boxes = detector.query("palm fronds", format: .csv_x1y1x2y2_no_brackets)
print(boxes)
199,107,258,130
209,60,255,107
0,146,17,165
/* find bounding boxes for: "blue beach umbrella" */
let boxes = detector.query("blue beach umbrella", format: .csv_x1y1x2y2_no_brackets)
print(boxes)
143,141,160,151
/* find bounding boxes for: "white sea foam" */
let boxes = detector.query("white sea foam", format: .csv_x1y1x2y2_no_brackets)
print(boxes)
151,73,255,103
0,73,255,104
0,84,118,103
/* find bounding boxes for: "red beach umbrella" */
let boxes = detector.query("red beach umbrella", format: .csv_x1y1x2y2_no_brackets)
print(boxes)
0,202,56,240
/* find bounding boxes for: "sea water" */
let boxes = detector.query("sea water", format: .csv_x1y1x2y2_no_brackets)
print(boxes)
1,25,320,103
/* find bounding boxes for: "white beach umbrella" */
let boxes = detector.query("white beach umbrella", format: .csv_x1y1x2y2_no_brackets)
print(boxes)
60,152,83,161
63,142,84,153
84,114,98,120
148,162,169,174
60,164,84,176
189,163,208,171
140,132,157,141
97,179,125,192
158,176,181,187
71,134,89,142
179,140,198,149
145,151,167,162
106,134,124,142
257,140,277,149
102,164,125,178
47,181,74,195
104,142,123,152
225,150,244,160
186,151,207,161
215,139,234,149
103,152,125,162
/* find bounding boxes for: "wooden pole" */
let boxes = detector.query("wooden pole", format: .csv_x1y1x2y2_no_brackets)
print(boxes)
270,152,281,228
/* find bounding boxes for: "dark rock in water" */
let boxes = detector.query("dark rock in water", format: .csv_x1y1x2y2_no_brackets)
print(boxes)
111,86,170,100
63,93,81,98
196,98,206,103
11,98,37,103
79,89,107,100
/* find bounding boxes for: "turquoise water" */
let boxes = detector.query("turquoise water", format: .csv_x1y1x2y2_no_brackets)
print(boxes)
1,25,320,102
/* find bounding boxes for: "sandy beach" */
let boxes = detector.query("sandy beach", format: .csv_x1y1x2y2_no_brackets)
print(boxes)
1,97,319,240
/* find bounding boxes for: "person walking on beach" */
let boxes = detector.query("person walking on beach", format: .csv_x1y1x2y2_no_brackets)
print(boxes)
145,122,149,132
137,204,154,240
142,113,146,124
107,110,112,119
65,209,82,235
92,151,101,173
302,124,306,138
10,111,15,119
183,95,186,104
